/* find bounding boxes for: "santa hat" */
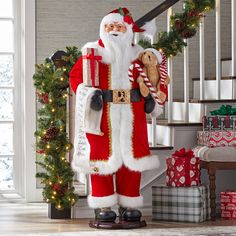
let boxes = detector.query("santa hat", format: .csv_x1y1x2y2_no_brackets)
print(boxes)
101,7,156,36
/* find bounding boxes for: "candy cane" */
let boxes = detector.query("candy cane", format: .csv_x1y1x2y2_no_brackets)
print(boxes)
128,63,161,103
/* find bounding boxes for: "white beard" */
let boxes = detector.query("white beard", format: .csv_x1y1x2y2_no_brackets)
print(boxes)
99,29,140,89
101,31,133,63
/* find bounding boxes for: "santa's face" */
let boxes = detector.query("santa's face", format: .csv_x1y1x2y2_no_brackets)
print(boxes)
100,13,133,47
104,22,127,34
103,20,131,45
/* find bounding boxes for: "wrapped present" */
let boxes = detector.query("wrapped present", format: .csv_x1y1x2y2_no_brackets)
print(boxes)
197,130,236,147
221,191,236,219
203,116,221,131
210,105,236,116
166,148,200,187
203,115,236,131
152,185,210,222
82,48,102,87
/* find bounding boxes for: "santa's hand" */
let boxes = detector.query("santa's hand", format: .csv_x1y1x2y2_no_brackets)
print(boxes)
90,90,103,111
144,94,155,114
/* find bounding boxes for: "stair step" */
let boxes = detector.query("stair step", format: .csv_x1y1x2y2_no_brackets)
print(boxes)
221,57,232,61
148,119,202,126
192,76,236,81
198,99,236,103
149,144,173,150
171,98,201,103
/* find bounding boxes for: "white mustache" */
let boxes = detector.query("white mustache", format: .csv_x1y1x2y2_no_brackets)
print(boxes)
108,31,123,36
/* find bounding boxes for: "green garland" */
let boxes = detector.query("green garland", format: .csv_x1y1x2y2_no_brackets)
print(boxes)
139,0,215,57
33,46,81,210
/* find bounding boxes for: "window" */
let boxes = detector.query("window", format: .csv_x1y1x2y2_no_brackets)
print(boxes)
0,0,16,191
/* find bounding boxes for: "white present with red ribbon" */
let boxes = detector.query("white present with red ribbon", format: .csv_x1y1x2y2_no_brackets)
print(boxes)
82,48,102,87
166,148,200,187
221,191,236,219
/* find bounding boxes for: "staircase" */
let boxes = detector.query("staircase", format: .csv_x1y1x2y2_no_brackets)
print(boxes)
72,0,236,218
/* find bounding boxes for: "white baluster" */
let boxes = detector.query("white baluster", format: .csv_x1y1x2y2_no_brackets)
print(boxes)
216,0,221,100
184,39,189,122
199,17,205,101
167,7,173,123
232,0,236,99
150,30,157,147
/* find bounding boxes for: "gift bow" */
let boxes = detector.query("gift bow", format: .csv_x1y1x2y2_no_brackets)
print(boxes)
210,105,236,116
173,148,194,159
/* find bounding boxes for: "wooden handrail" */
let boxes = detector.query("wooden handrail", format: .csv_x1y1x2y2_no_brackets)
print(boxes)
135,0,180,27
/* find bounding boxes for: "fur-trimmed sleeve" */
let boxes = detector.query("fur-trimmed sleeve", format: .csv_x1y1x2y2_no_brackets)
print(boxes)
69,56,83,94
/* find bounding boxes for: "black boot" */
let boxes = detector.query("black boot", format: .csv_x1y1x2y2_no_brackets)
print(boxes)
119,207,142,222
94,207,117,222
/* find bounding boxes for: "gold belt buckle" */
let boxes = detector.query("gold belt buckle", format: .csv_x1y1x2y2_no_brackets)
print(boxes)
113,89,130,104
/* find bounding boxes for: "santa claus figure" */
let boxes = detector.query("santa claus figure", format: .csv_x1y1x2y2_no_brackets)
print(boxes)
70,7,160,226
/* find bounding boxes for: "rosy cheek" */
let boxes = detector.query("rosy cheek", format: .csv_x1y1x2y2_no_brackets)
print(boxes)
120,26,127,33
104,26,110,33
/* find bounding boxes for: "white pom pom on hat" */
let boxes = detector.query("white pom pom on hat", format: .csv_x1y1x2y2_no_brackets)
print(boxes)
144,48,163,64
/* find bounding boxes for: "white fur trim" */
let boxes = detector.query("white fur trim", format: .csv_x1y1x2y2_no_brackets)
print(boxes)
88,193,118,208
142,19,157,38
119,104,160,172
144,48,162,64
72,149,123,175
72,83,123,175
100,13,125,26
118,194,143,208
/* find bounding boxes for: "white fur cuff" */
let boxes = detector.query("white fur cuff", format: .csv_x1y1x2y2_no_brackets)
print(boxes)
118,194,143,208
88,193,118,209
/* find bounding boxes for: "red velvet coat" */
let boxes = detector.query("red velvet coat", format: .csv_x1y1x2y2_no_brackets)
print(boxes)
70,40,159,175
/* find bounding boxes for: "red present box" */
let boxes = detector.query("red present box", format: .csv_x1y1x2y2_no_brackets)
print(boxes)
220,191,236,219
197,130,236,147
166,148,200,187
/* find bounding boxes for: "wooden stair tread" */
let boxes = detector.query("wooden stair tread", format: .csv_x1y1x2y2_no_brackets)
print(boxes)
172,98,200,103
221,57,232,61
198,99,236,103
169,98,236,103
147,119,202,126
192,76,236,81
149,144,173,150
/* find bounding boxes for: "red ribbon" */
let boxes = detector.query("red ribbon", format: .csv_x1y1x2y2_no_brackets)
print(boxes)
173,148,194,187
173,148,193,158
82,48,102,87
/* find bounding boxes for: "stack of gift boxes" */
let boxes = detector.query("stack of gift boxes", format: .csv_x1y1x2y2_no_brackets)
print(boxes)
198,105,236,220
152,105,236,222
198,105,236,148
152,148,211,223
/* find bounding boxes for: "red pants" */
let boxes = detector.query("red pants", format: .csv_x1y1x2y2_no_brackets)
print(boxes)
88,165,143,209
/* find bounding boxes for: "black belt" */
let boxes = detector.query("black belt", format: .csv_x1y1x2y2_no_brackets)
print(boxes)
102,89,142,104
